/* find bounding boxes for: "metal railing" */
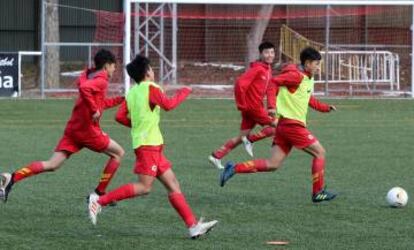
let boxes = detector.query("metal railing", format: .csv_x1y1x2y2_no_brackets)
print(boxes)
315,50,400,92
280,25,400,94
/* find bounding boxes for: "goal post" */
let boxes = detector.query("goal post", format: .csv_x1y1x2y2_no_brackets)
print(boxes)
124,0,178,92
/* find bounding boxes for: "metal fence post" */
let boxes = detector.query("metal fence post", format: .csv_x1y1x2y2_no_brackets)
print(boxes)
40,0,46,98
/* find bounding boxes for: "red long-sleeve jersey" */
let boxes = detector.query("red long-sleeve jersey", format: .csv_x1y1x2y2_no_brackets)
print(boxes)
64,69,124,139
234,61,275,112
115,85,191,128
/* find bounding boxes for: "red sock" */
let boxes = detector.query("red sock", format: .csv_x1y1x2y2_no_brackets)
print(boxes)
247,127,275,143
312,158,325,195
235,159,269,173
98,183,136,206
213,139,241,159
95,158,120,195
168,192,197,228
12,162,45,183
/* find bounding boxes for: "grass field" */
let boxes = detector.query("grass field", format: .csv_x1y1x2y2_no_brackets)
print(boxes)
0,98,413,250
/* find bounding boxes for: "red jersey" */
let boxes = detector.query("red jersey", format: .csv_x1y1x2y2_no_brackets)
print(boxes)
234,61,275,112
64,69,124,139
271,64,331,126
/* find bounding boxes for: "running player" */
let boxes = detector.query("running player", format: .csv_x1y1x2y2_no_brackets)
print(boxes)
0,49,125,202
88,55,218,239
208,41,278,169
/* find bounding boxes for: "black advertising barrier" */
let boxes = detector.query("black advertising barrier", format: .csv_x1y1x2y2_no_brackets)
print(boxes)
0,53,19,97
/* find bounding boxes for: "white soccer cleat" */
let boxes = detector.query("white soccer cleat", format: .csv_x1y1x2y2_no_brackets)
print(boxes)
88,193,102,225
0,173,12,202
208,155,224,169
189,217,218,239
241,136,254,157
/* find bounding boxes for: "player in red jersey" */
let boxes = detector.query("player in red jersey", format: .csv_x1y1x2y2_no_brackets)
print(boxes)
0,49,125,202
88,55,217,239
208,42,278,169
220,47,337,203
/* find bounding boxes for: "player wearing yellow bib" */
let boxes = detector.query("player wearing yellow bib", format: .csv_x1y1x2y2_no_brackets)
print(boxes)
220,47,337,203
88,55,218,238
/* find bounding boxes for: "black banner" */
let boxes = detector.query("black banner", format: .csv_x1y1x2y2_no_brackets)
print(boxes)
0,53,18,97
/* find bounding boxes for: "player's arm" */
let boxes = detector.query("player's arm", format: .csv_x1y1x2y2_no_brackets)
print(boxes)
115,100,131,127
149,85,191,111
308,96,336,112
103,96,125,110
271,71,302,87
234,68,259,110
266,83,278,116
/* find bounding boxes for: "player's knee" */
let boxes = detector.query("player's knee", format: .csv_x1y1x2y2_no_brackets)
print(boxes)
112,148,125,161
43,161,60,171
315,146,326,158
141,185,152,195
118,147,125,158
115,149,125,160
232,136,242,144
267,159,281,171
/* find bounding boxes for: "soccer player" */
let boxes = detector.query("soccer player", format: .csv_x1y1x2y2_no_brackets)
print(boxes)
88,55,218,239
208,42,278,169
220,47,337,203
0,49,125,202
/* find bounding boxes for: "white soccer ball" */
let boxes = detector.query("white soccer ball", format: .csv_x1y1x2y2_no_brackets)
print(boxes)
386,187,408,207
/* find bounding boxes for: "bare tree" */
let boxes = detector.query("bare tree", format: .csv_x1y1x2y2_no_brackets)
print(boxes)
45,0,60,88
245,5,274,67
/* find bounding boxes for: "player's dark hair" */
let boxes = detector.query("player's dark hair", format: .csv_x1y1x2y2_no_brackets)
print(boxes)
126,55,151,83
300,47,321,65
94,49,116,70
258,41,275,53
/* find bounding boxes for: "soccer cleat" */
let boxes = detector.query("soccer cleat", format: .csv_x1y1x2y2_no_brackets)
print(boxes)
0,173,13,203
88,193,102,225
241,136,254,157
189,217,218,239
208,155,224,170
220,161,235,187
86,192,117,207
312,189,337,203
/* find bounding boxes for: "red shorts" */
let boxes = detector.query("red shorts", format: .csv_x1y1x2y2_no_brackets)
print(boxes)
55,132,110,156
240,109,274,130
134,146,172,177
273,123,318,155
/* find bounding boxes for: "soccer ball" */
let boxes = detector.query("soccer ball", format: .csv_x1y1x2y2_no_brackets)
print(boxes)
386,187,408,208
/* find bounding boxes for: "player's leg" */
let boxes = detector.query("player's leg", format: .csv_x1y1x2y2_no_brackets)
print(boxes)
220,123,291,187
15,151,68,181
99,174,155,206
220,144,288,187
209,128,251,169
158,169,197,228
158,169,217,238
242,111,277,155
245,126,276,144
1,134,78,188
209,110,256,169
94,138,125,195
0,150,69,202
88,146,160,224
302,139,336,202
88,174,155,225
